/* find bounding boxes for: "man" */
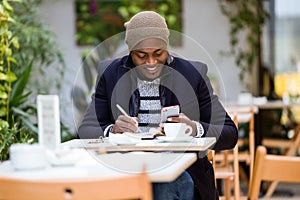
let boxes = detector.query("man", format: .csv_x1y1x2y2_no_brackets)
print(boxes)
78,11,238,200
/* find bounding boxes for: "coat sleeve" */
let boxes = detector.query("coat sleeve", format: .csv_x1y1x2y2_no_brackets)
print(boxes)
190,60,238,151
77,60,113,139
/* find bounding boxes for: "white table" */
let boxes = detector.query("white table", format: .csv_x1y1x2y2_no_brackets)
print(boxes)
0,150,197,183
0,137,216,183
60,137,216,153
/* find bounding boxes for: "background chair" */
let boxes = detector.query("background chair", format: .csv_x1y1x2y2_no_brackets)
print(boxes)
248,145,300,200
261,123,300,197
217,106,255,188
0,170,152,200
214,113,240,200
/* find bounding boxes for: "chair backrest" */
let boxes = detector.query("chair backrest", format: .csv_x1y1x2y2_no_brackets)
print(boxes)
227,106,255,183
0,172,152,200
248,145,300,200
213,113,240,200
286,124,300,156
261,123,300,197
262,123,300,156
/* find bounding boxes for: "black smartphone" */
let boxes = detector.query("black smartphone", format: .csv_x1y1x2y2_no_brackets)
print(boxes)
160,105,180,123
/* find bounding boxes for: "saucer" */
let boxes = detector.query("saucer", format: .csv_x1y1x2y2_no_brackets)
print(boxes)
112,140,139,146
156,136,193,142
109,133,139,146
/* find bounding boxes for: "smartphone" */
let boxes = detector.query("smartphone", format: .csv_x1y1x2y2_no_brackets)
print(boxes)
160,105,180,123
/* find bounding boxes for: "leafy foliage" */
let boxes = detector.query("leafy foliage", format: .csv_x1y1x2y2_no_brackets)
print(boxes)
9,0,66,94
0,122,33,161
0,0,34,160
75,0,182,46
218,0,268,91
0,0,70,160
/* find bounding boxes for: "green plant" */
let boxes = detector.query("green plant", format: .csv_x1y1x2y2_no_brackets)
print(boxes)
0,0,34,160
0,0,71,160
10,0,73,140
0,0,17,122
0,122,33,161
218,0,268,93
10,0,73,141
10,0,65,94
9,60,38,134
1,0,63,136
75,0,182,46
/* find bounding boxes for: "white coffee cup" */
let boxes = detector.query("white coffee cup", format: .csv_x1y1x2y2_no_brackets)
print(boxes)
163,123,193,138
237,92,253,105
9,143,49,170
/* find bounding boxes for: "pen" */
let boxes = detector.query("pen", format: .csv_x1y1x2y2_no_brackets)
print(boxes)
116,104,129,116
116,104,141,132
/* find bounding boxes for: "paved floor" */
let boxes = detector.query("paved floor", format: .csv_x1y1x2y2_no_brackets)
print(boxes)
260,183,300,200
219,182,300,199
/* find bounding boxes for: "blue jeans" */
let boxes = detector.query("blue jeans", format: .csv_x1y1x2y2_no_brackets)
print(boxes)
152,171,194,200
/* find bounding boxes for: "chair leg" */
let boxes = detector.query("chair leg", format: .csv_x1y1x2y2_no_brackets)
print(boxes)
239,165,249,189
264,181,279,197
224,178,231,200
233,144,241,200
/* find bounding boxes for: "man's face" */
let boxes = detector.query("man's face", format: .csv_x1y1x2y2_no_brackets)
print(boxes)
131,48,168,80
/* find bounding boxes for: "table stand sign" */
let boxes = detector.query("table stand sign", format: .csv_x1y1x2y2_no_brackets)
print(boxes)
37,95,61,150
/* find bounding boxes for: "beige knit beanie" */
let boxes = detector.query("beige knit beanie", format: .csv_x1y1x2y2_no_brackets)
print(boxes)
124,11,170,51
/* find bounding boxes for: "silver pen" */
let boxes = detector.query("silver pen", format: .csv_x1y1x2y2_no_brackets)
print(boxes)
116,104,129,116
116,104,141,132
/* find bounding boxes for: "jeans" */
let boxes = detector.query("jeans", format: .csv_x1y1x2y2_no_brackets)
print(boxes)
152,171,194,200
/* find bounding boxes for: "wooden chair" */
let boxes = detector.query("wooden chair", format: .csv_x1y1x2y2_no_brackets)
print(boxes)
0,170,152,200
261,124,300,197
236,107,255,188
207,149,216,186
248,145,300,200
216,106,255,190
214,113,240,200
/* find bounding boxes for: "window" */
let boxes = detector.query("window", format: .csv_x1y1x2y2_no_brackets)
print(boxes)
263,0,300,99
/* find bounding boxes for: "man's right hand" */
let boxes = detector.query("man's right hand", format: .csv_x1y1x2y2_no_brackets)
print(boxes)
111,115,139,133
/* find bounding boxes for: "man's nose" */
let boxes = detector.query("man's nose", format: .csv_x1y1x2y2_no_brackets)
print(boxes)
146,56,157,65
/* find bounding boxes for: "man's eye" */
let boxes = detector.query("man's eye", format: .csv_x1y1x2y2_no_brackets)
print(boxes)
137,54,146,59
154,50,163,57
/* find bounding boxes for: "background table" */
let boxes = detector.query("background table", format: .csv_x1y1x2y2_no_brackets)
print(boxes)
225,101,300,146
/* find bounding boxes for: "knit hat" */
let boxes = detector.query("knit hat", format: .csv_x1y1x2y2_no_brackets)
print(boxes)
124,11,170,51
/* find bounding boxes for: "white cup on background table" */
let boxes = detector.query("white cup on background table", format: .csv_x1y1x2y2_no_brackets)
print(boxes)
9,143,49,170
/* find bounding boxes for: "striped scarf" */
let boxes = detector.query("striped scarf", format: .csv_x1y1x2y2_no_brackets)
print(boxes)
137,78,161,132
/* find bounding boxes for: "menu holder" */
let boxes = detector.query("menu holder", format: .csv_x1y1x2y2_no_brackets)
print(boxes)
37,95,61,150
